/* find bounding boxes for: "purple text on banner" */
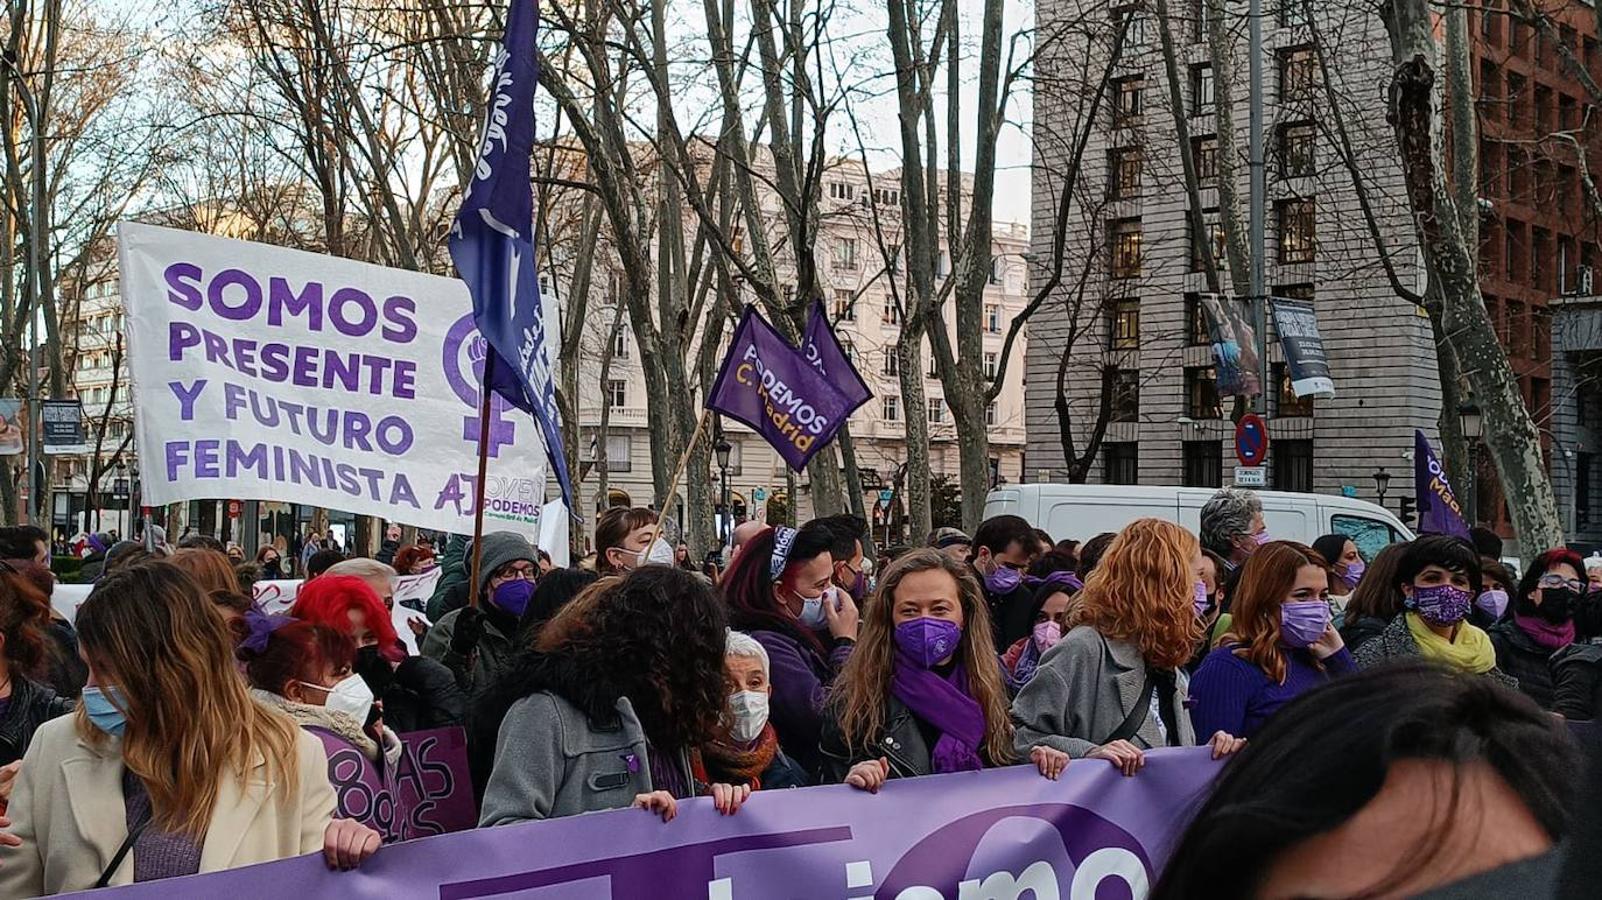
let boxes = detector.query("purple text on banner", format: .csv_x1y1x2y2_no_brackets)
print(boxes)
76,747,1221,899
394,726,478,837
709,306,857,472
1414,429,1472,539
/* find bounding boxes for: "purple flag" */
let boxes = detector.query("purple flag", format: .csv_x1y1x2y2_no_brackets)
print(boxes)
802,301,872,410
1414,430,1472,538
709,305,857,472
77,748,1223,900
448,0,574,510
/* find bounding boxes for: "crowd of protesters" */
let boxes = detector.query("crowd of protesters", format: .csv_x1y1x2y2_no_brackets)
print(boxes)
0,483,1595,894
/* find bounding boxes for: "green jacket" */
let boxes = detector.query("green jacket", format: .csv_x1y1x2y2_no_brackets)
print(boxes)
426,534,470,622
420,607,515,695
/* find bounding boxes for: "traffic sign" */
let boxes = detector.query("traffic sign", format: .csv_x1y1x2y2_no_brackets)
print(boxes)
1234,466,1266,488
227,499,242,519
753,488,767,502
879,489,895,502
1235,413,1270,468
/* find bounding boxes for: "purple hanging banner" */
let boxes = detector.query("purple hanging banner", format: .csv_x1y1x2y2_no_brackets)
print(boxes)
1414,429,1472,539
74,748,1222,899
709,305,861,472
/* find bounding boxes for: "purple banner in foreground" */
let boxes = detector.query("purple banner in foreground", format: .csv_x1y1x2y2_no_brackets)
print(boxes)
80,748,1220,899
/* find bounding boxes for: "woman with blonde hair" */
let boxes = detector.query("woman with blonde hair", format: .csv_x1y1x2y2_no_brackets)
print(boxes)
821,549,1069,791
1189,541,1355,740
1012,519,1245,775
0,562,379,894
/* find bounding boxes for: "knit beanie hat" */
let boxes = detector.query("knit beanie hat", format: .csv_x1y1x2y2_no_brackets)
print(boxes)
475,531,537,593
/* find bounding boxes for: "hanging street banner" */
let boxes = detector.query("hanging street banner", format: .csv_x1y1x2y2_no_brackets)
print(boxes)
41,399,89,454
78,748,1222,899
709,305,857,472
1414,429,1472,539
1269,296,1336,399
1197,293,1261,399
802,301,873,411
0,399,22,456
116,223,549,540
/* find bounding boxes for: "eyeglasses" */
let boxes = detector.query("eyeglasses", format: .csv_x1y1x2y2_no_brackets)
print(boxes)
495,563,537,581
1538,574,1584,592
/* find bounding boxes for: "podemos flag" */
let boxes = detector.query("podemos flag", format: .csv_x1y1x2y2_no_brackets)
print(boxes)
801,300,872,410
709,306,861,471
448,0,574,510
1414,430,1472,539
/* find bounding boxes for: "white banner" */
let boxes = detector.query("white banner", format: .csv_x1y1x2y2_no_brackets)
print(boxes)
117,223,549,538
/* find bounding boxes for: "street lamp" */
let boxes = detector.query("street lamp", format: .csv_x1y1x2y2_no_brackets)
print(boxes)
1458,397,1483,440
1373,467,1391,507
715,437,732,544
1459,396,1482,524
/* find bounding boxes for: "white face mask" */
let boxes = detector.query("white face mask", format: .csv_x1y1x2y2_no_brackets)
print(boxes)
796,587,834,629
728,690,770,743
638,537,676,567
303,674,374,724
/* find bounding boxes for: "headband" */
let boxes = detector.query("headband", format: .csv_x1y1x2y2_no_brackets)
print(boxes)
769,526,798,581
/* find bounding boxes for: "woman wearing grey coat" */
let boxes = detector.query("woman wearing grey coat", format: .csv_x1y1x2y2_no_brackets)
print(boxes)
1011,519,1246,774
470,567,734,822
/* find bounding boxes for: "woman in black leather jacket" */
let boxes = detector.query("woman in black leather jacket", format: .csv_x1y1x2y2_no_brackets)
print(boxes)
0,566,72,768
819,549,1068,790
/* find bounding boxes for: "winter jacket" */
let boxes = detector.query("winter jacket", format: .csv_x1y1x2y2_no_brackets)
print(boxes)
1488,620,1564,709
819,695,939,783
381,655,467,734
251,689,410,842
1552,642,1602,720
480,692,688,824
748,629,852,776
376,539,400,566
1351,614,1519,690
426,534,470,622
421,607,517,695
43,617,87,698
1339,615,1391,654
1012,625,1197,759
0,676,72,767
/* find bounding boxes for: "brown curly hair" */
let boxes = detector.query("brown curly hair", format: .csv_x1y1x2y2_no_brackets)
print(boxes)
1221,541,1331,684
831,549,1014,764
1068,518,1201,669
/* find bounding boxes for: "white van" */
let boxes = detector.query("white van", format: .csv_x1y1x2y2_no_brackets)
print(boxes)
982,484,1416,560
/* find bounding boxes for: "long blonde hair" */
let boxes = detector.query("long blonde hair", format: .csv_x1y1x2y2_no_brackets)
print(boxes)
1069,518,1201,669
74,562,301,839
832,549,1014,765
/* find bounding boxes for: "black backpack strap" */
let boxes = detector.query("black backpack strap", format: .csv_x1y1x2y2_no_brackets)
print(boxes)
95,818,150,889
1103,670,1156,745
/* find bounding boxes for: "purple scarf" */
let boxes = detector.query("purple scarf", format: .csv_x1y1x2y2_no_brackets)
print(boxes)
889,654,986,774
1514,613,1576,651
1025,570,1083,592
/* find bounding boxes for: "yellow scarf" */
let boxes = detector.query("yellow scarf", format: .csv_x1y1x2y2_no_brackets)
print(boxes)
1405,611,1497,674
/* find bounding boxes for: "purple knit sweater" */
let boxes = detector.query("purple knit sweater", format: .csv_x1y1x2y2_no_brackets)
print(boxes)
121,770,202,883
1189,644,1356,739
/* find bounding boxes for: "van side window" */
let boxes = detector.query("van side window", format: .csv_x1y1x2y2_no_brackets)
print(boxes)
1330,514,1399,561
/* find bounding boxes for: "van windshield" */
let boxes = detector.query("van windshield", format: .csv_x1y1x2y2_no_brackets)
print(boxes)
1331,514,1401,561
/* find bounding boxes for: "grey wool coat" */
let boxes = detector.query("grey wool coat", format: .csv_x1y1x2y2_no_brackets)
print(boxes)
1011,625,1197,759
480,692,656,825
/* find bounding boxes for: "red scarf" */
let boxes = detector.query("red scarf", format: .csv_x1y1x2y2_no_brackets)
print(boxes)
694,725,780,790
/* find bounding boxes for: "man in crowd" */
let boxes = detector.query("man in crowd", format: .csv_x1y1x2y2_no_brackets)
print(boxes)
969,515,1044,651
1199,486,1267,575
928,527,971,562
0,525,50,567
422,531,538,694
814,514,871,605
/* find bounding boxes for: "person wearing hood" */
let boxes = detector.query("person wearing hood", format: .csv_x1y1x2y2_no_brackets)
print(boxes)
240,616,411,843
421,532,537,694
1489,548,1582,710
969,515,1045,652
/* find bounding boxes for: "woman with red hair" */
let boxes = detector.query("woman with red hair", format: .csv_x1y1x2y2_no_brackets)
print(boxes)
290,576,463,733
1189,541,1354,739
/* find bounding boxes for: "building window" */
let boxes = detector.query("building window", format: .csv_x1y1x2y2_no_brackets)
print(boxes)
583,433,634,473
1278,122,1316,178
1109,296,1140,350
1278,46,1316,103
1114,76,1144,124
1104,442,1139,485
1507,300,1528,358
882,352,899,377
927,355,940,378
1183,440,1222,488
983,352,998,379
1534,306,1552,362
1274,362,1315,417
1560,236,1576,294
1277,0,1311,28
882,395,900,422
1277,198,1316,263
1111,368,1141,423
985,402,998,427
833,289,856,321
1192,135,1219,185
989,256,1005,286
873,187,900,206
1273,439,1314,492
1190,63,1215,115
1191,209,1227,273
1184,293,1212,345
928,397,947,424
1110,147,1143,199
832,238,858,271
1506,72,1526,127
612,328,629,359
1185,366,1223,419
828,181,855,201
985,303,1002,333
1580,451,1595,528
882,301,901,325
606,379,627,409
1110,219,1143,278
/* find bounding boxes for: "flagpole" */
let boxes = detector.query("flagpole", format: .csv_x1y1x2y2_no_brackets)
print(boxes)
467,353,496,609
660,407,713,521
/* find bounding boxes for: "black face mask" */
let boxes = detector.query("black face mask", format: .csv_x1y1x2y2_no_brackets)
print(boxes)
354,645,394,695
1538,587,1576,624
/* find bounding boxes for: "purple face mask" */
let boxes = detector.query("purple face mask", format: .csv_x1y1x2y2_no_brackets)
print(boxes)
490,579,535,617
982,564,1023,596
1411,583,1473,626
1252,531,1272,547
1476,589,1510,619
1340,559,1366,589
1279,600,1331,648
894,617,963,669
1193,580,1211,617
1032,620,1062,653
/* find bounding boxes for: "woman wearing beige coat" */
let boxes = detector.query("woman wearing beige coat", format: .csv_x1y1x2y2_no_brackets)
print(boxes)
0,562,380,895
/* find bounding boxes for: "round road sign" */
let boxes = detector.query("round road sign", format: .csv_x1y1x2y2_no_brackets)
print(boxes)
1235,414,1270,468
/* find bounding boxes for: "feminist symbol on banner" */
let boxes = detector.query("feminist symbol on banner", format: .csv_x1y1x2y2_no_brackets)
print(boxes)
443,314,517,456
